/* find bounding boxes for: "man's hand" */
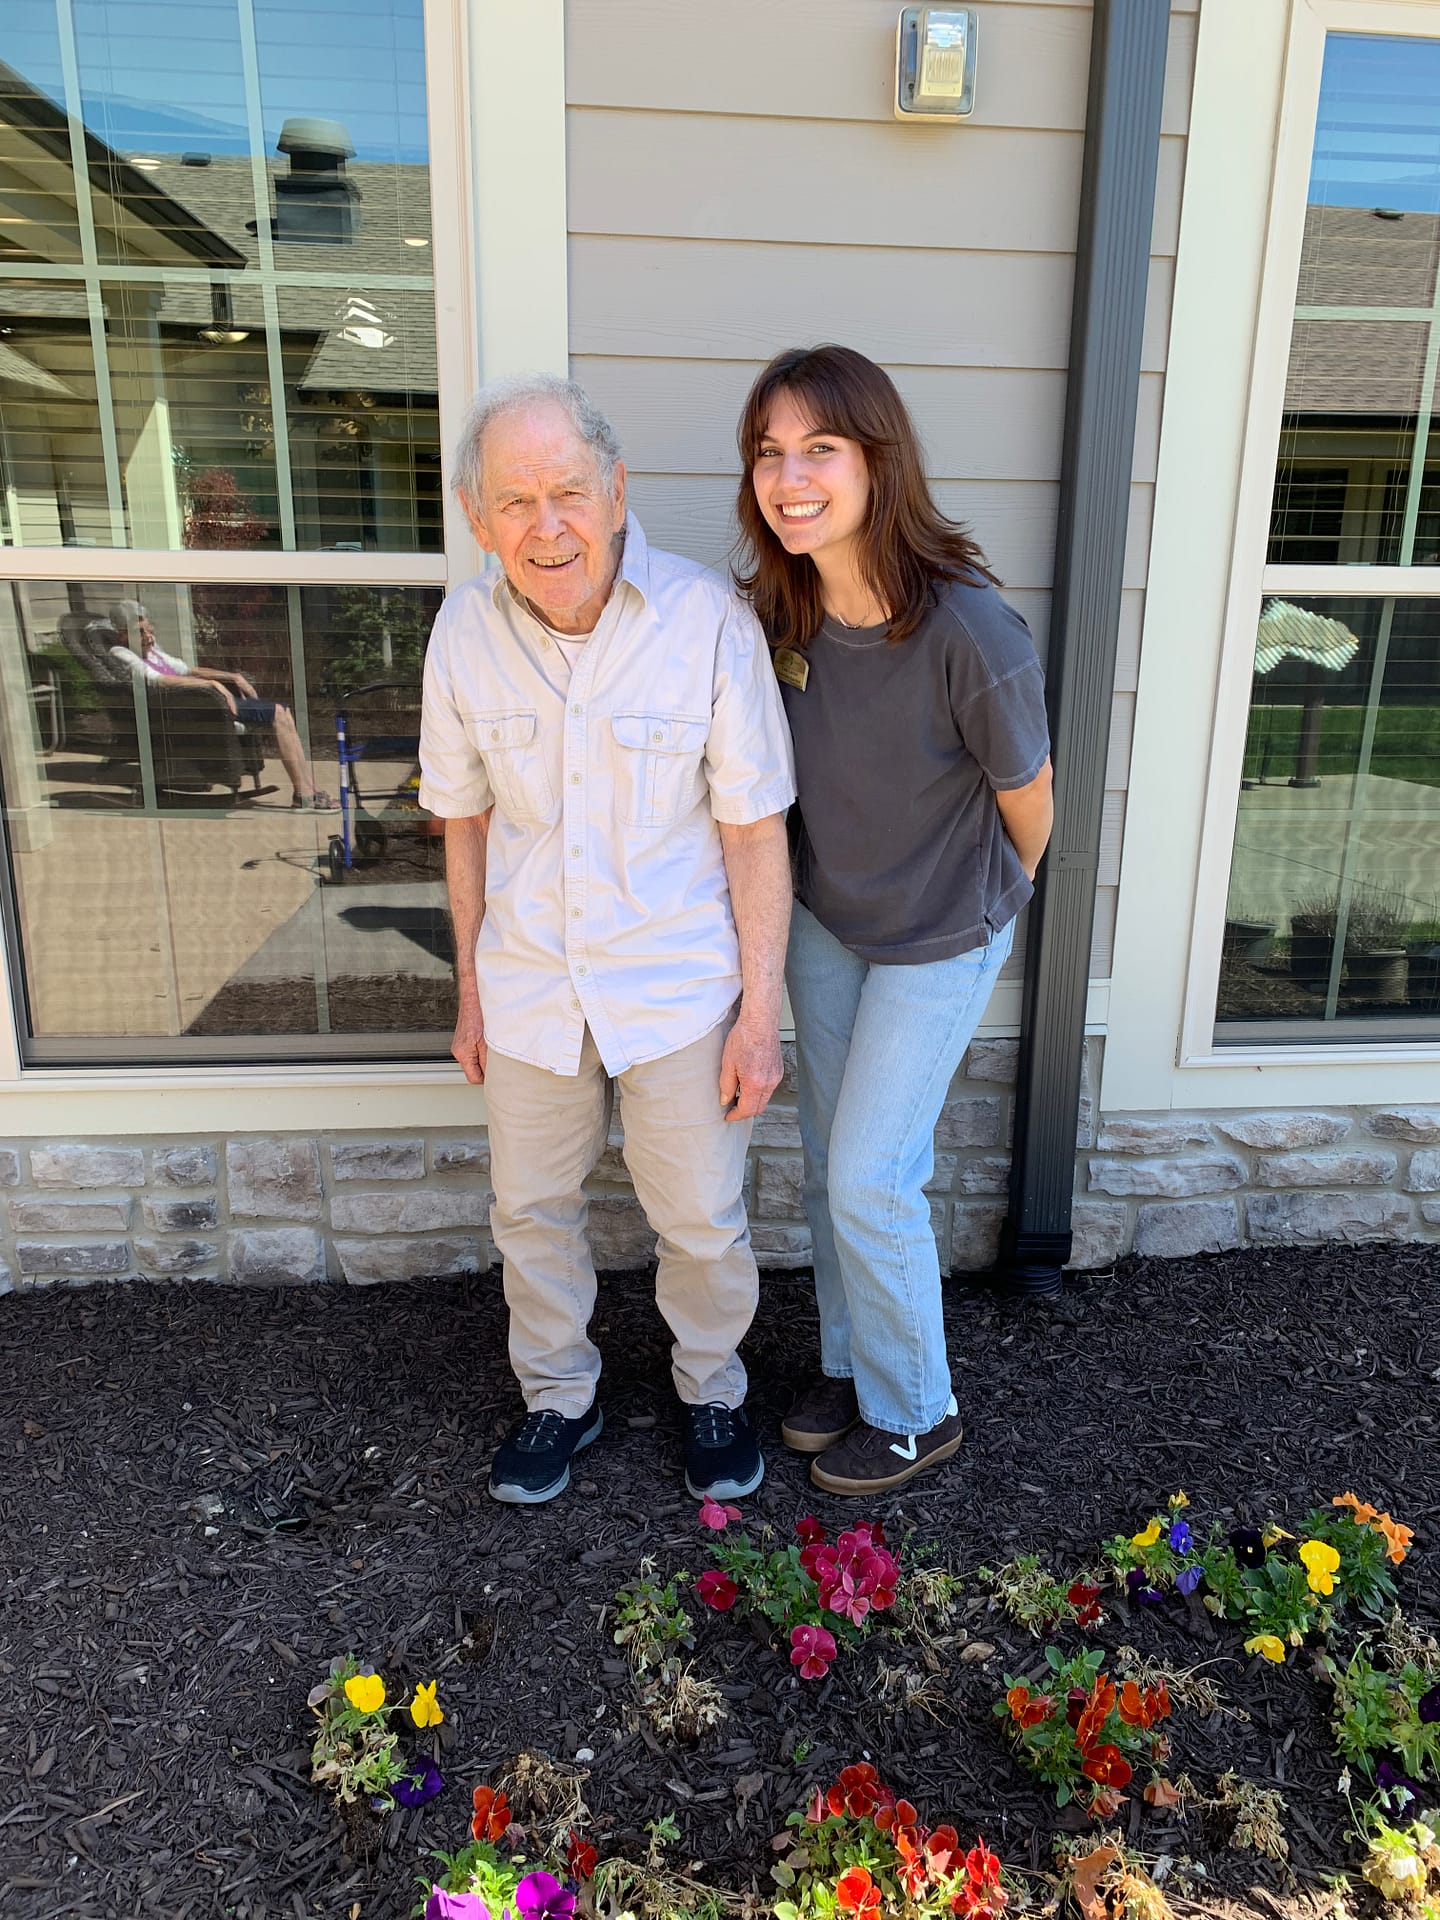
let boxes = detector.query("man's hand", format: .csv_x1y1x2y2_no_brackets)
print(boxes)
451,983,487,1084
719,1012,782,1121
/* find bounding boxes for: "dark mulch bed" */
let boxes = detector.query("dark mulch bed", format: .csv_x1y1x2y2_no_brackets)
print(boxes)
1,1245,1437,1919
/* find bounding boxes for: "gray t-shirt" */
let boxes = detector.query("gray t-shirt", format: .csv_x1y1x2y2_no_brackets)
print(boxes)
779,577,1049,964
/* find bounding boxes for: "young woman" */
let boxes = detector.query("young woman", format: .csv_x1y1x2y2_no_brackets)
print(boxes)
735,344,1054,1496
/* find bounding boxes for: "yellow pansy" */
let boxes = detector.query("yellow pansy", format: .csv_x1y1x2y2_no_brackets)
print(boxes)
1131,1519,1162,1549
1168,1491,1190,1511
1261,1525,1293,1548
1244,1634,1286,1665
344,1672,386,1714
1299,1538,1341,1595
410,1680,443,1729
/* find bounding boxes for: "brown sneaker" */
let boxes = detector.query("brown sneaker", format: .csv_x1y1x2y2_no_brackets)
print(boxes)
809,1394,963,1495
780,1374,860,1454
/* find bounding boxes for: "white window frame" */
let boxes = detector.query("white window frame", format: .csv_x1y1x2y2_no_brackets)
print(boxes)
0,0,567,1133
1105,0,1440,1114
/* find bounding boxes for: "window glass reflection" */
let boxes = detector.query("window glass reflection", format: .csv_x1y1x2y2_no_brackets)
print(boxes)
0,576,452,1058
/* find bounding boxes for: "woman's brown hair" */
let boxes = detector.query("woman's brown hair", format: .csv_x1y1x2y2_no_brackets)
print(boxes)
734,343,997,649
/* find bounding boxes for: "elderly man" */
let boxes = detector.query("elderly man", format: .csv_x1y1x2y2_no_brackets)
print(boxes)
419,374,795,1506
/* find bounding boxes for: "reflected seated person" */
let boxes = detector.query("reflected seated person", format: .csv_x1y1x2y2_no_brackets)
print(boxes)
106,599,336,810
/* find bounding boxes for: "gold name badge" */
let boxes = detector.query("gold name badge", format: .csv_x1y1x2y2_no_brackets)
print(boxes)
773,647,810,692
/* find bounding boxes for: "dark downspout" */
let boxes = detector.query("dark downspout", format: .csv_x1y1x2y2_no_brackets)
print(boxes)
998,0,1172,1294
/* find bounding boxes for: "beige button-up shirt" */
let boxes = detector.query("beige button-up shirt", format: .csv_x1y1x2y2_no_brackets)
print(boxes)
419,516,796,1076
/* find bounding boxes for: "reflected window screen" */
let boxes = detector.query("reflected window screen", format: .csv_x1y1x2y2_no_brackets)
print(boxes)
0,576,451,1062
1220,34,1440,1041
0,0,438,553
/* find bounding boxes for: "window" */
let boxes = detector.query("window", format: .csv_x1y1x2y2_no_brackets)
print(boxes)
1216,30,1440,1043
0,0,458,1064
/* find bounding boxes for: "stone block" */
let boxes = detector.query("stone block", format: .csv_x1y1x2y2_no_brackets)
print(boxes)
1408,1150,1440,1193
10,1198,131,1232
779,1039,798,1096
330,1190,493,1234
329,1139,425,1182
0,1149,19,1187
1075,1094,1095,1152
133,1237,220,1275
587,1195,658,1267
1253,1151,1397,1190
954,1156,1010,1195
1068,1202,1129,1269
593,1135,632,1184
924,1153,959,1194
1095,1116,1214,1153
30,1144,145,1189
750,1222,812,1268
965,1038,1018,1083
1217,1110,1350,1150
17,1240,131,1276
335,1235,484,1286
0,1262,13,1295
141,1195,219,1233
750,1104,801,1149
432,1138,491,1174
1366,1108,1440,1145
153,1146,217,1189
1246,1191,1413,1246
1423,1199,1440,1227
949,1203,1005,1272
755,1156,805,1219
228,1228,326,1285
1133,1201,1240,1259
226,1140,322,1221
1088,1156,1246,1198
934,1097,1004,1150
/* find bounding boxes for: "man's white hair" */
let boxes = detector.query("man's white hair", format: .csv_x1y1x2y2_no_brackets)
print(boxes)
452,373,622,505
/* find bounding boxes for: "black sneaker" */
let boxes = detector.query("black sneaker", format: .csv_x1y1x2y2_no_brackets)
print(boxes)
681,1401,764,1501
488,1404,602,1505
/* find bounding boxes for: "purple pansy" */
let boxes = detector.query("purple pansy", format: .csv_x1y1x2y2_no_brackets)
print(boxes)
424,1890,491,1920
1168,1518,1193,1555
1229,1527,1266,1569
1125,1568,1163,1607
1419,1685,1440,1726
514,1870,577,1920
396,1759,444,1807
1175,1563,1203,1596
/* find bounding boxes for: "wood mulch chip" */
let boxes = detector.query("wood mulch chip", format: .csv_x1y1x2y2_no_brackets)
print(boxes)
1,1243,1436,1918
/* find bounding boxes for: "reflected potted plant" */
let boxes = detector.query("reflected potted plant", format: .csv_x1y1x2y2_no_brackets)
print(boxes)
1406,910,1440,1015
1289,886,1412,1003
1222,905,1277,965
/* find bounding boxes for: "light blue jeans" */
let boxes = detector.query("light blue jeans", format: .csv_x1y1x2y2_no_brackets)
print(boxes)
786,900,1016,1434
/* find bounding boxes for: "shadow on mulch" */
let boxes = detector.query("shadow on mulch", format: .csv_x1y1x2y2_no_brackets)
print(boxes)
1,1244,1437,1920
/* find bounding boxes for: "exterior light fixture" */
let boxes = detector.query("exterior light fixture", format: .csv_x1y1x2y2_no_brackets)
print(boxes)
895,7,978,120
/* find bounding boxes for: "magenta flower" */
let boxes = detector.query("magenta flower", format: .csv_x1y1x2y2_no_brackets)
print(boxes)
695,1568,739,1611
424,1890,491,1920
790,1622,837,1680
515,1870,576,1919
698,1496,742,1531
795,1516,826,1546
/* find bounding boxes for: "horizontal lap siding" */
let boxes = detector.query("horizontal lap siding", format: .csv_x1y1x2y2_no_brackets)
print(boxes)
565,0,1198,986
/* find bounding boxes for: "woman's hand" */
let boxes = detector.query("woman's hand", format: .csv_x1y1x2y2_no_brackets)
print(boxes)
995,758,1054,879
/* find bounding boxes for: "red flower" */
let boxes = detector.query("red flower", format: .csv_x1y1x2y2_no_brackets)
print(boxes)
799,1542,827,1581
697,1496,742,1530
566,1832,597,1881
795,1516,826,1546
695,1569,739,1611
1117,1679,1147,1728
927,1825,960,1877
966,1840,1003,1891
1006,1684,1053,1730
826,1762,890,1819
836,1866,882,1914
1074,1679,1117,1754
1065,1687,1089,1729
1080,1744,1133,1790
1067,1580,1103,1628
790,1622,837,1680
470,1784,511,1843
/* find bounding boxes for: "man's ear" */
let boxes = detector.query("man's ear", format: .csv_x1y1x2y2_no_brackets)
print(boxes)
460,493,496,554
611,461,627,532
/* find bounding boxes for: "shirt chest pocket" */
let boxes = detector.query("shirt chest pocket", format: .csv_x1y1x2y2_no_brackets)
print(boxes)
610,712,709,828
468,709,555,823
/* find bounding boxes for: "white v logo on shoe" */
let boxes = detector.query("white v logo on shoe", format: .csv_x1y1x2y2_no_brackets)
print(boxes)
889,1435,918,1461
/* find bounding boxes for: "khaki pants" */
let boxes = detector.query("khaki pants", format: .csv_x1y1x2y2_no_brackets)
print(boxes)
483,1017,757,1416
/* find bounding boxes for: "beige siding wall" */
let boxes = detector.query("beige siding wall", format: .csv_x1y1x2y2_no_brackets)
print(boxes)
565,0,1198,983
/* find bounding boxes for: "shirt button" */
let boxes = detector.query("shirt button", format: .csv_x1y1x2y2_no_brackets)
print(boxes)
570,998,580,1011
570,845,581,857
652,729,663,742
570,772,581,785
576,964,588,976
571,704,582,716
571,907,582,918
490,728,500,741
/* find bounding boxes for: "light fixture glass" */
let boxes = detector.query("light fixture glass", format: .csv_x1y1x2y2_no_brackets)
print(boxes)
401,235,430,247
128,156,162,171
